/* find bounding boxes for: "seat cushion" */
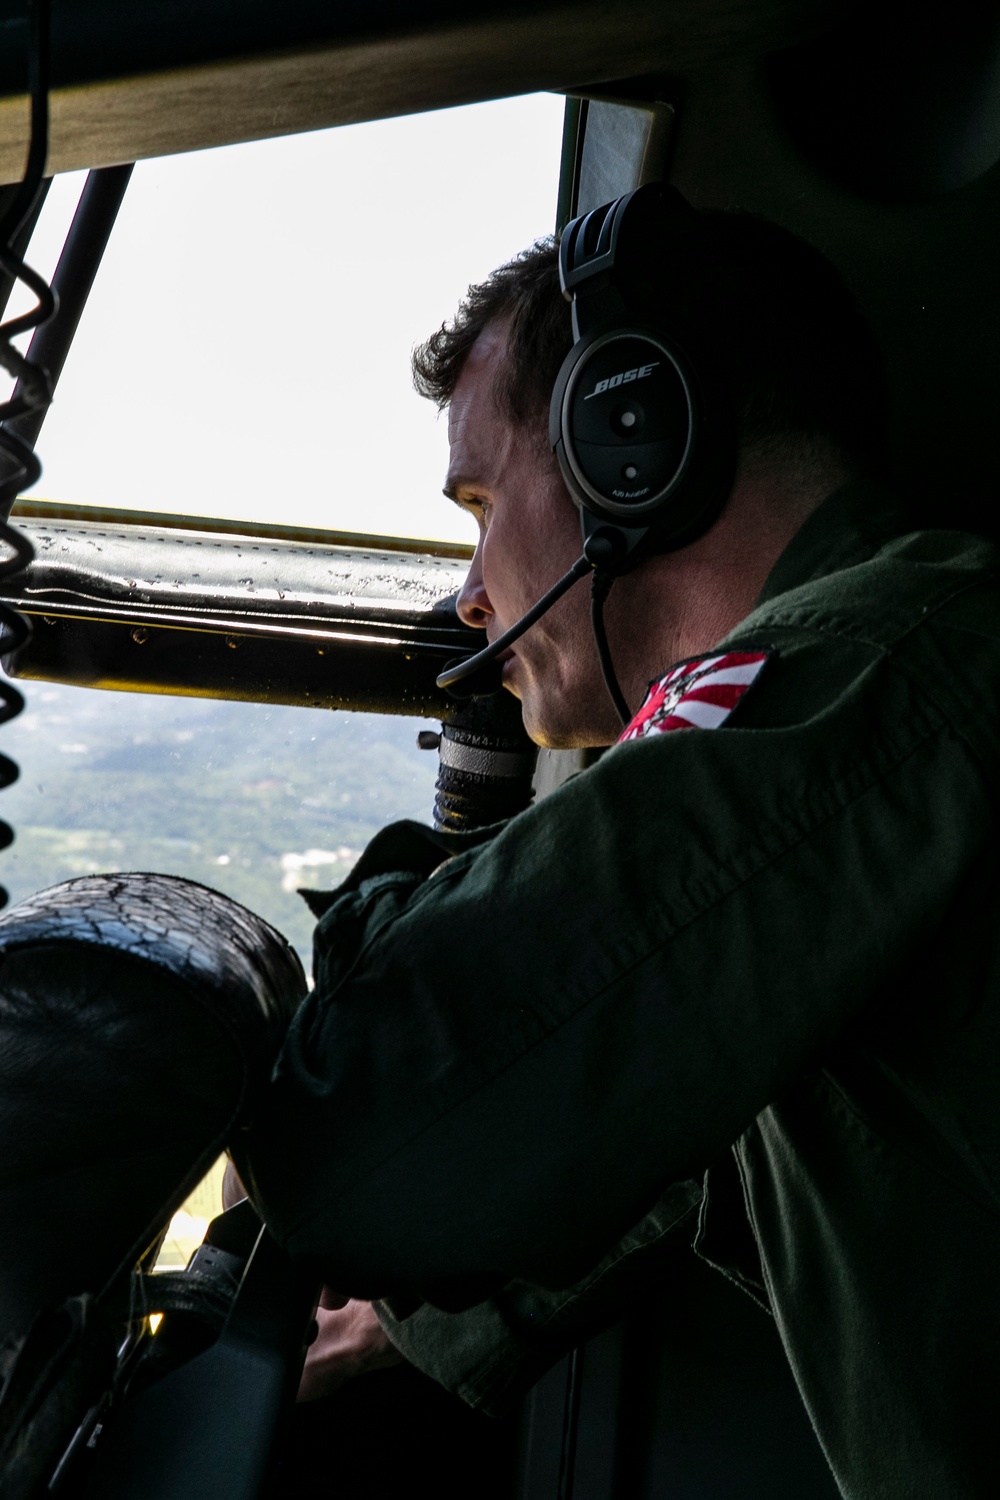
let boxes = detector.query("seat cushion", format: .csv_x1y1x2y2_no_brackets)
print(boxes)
0,872,306,1340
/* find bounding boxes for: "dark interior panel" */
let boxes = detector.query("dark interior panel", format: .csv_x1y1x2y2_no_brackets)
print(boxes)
0,0,837,97
618,1256,839,1498
0,0,840,184
667,54,1000,536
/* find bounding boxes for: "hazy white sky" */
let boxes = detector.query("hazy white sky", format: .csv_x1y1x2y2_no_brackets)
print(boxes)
15,92,566,544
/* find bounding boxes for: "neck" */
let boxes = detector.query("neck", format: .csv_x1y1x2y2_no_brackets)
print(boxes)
605,459,849,718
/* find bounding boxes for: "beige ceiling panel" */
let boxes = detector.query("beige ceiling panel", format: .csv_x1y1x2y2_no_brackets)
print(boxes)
0,0,838,183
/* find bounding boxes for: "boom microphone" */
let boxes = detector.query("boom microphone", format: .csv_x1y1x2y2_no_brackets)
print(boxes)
435,554,592,696
435,524,635,699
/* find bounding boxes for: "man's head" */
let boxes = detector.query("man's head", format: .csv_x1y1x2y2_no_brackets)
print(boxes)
415,207,888,748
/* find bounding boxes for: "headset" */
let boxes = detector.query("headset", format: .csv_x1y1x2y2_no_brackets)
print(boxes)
436,182,736,724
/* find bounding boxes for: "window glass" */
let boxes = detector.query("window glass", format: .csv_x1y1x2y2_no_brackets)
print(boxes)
14,93,565,544
156,1156,228,1272
0,682,444,1273
0,683,437,968
1,684,445,1267
0,92,563,1273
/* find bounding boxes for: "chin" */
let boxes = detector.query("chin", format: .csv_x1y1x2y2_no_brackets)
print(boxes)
511,685,614,752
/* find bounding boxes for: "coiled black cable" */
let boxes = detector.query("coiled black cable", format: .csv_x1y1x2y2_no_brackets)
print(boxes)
0,0,56,906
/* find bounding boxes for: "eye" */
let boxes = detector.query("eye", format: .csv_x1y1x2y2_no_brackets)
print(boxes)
464,495,491,529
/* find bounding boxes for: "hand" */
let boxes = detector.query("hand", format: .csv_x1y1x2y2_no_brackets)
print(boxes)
297,1291,404,1402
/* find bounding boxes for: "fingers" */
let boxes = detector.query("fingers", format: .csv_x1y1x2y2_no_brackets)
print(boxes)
297,1299,403,1403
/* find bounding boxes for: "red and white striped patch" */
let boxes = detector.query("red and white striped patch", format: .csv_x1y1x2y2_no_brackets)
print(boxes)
617,649,770,743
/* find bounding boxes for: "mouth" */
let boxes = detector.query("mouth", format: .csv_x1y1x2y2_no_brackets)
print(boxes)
482,641,516,683
484,635,513,664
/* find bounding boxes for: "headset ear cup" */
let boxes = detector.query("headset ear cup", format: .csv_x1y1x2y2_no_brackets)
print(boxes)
555,325,697,521
552,184,738,561
550,321,735,555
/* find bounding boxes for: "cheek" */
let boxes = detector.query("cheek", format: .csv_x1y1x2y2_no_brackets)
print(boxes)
540,493,586,576
477,466,584,623
481,516,534,611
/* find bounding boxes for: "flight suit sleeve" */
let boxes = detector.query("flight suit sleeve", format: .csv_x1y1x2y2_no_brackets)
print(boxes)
234,610,997,1307
372,1177,703,1414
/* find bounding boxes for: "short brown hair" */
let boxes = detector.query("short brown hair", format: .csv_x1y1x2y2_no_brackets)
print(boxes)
412,237,567,427
412,211,888,476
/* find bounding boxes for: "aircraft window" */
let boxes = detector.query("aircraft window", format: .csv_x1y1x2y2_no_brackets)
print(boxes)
0,685,440,1268
11,93,564,545
0,683,437,970
155,1156,228,1273
0,94,560,1276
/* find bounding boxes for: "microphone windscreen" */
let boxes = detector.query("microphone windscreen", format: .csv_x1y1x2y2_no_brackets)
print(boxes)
438,656,504,699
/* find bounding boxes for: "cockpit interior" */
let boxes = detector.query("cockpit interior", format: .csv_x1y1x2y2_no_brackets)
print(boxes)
1,2,999,1496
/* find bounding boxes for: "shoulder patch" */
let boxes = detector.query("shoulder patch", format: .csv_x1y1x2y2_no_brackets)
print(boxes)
617,649,771,744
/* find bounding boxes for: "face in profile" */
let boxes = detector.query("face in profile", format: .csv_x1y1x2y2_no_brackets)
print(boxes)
446,325,629,748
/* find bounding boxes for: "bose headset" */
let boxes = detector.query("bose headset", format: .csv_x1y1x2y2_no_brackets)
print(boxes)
436,181,736,725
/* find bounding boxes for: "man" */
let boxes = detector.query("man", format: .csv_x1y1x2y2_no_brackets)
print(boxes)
237,207,1000,1498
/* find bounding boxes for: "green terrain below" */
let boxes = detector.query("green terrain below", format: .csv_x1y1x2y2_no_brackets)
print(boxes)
0,682,440,971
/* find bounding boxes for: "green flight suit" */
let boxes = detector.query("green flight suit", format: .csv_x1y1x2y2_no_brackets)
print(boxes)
239,480,1000,1500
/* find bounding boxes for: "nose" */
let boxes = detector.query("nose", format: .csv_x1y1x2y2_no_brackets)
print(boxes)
456,543,493,631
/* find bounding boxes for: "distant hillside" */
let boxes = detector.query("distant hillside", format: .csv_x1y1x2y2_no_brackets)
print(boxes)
0,682,440,969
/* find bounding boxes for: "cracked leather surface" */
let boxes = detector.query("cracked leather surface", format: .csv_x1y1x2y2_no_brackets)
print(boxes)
0,872,307,1341
0,872,305,1037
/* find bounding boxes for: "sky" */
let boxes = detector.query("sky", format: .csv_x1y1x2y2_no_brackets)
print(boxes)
9,92,566,544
